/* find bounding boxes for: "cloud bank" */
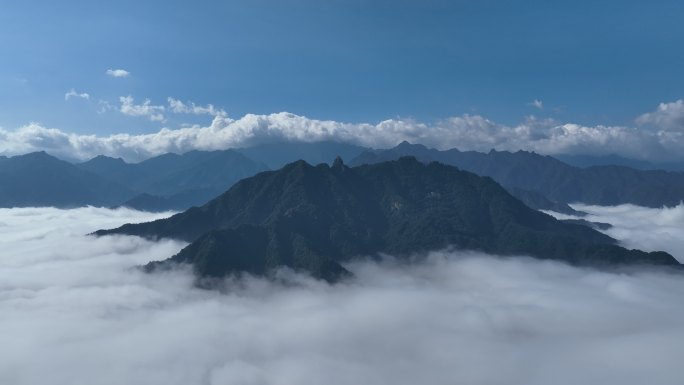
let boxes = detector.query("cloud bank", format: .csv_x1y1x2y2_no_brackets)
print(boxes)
1,101,684,162
636,99,684,132
547,203,684,263
1,206,684,385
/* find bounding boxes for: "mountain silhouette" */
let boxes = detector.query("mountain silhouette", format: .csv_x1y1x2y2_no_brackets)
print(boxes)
350,142,684,208
0,152,134,207
79,149,269,210
235,141,367,169
96,157,679,281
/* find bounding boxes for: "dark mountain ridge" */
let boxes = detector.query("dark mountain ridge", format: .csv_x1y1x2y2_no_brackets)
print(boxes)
5,141,684,212
556,153,684,171
79,149,268,207
96,157,679,282
79,149,268,210
351,142,684,208
0,149,269,210
235,141,367,169
0,152,134,207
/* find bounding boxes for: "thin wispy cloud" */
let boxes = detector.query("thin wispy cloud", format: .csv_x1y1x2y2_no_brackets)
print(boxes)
96,100,113,114
529,99,544,110
168,97,225,117
1,206,683,385
64,89,90,101
106,68,130,78
119,96,165,122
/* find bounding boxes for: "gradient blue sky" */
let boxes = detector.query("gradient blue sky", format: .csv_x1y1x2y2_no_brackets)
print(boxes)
1,0,683,136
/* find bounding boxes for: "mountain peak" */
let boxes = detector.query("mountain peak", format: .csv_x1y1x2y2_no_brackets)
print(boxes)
14,151,62,163
25,150,51,158
395,141,427,151
96,158,680,282
332,156,345,170
88,155,127,164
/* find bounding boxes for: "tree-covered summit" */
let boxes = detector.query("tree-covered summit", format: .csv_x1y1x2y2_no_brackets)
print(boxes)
96,157,680,281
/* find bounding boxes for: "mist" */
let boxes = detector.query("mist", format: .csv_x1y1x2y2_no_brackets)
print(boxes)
1,206,684,385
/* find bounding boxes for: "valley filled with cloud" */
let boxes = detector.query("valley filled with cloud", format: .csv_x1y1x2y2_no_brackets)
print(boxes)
1,206,684,385
3,2,683,384
548,203,684,262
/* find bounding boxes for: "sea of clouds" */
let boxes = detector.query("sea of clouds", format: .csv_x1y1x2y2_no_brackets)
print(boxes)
1,205,684,385
547,203,684,263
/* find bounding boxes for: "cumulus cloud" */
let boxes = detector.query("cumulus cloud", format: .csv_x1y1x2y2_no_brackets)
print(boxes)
167,97,225,116
636,100,684,131
547,203,684,263
119,95,165,122
106,68,130,78
64,89,90,101
1,206,684,385
4,102,684,162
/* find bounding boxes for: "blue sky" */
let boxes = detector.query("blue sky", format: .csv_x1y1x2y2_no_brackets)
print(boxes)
1,0,684,160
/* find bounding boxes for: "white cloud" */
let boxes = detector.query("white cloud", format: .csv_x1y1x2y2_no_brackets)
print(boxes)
106,68,130,78
119,96,165,122
636,100,684,131
64,89,90,101
1,206,684,385
529,99,544,110
547,203,684,263
97,100,114,114
4,102,684,162
167,97,225,117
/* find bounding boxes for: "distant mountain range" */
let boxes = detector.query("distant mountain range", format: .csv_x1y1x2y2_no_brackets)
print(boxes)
79,150,268,210
556,153,684,171
95,157,680,282
0,152,134,207
0,142,364,211
2,141,684,212
0,150,267,210
350,141,684,208
235,141,367,169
